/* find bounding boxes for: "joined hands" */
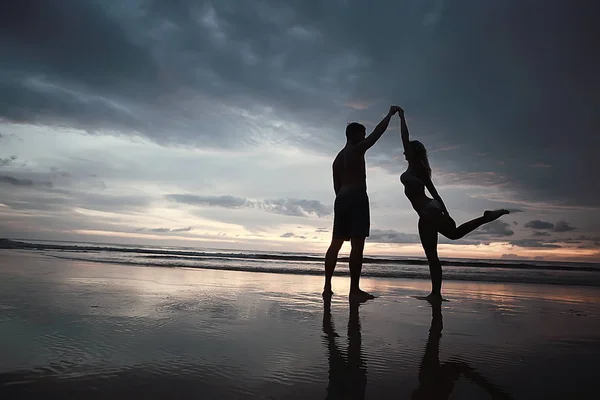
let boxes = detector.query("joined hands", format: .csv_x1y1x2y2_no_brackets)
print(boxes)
388,105,405,118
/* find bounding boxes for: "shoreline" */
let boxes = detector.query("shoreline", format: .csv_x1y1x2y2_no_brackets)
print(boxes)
3,238,599,269
3,248,600,289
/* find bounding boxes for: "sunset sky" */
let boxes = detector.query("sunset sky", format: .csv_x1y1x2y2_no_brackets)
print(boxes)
1,0,599,261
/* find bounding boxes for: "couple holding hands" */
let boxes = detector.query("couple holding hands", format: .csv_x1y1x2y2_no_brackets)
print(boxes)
323,105,509,303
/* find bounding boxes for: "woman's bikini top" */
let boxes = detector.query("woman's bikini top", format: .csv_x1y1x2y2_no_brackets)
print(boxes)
400,170,426,199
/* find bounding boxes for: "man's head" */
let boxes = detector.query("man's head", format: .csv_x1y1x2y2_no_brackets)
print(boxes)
345,122,366,144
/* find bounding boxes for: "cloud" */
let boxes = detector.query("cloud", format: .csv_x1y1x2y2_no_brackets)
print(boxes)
149,227,192,233
0,0,370,152
344,100,372,110
429,144,461,153
280,232,306,239
553,221,576,232
368,228,493,245
0,175,52,189
259,198,331,218
524,220,555,230
0,1,158,132
532,231,551,237
561,235,600,249
500,253,531,260
470,220,514,237
166,194,247,209
0,155,17,166
436,171,509,188
509,239,562,249
369,229,421,244
166,194,332,218
524,220,576,232
575,235,600,242
172,226,192,232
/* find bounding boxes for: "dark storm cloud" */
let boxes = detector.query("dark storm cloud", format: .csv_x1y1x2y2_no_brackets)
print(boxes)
0,0,159,132
166,194,332,218
1,0,599,207
0,0,356,148
0,1,156,89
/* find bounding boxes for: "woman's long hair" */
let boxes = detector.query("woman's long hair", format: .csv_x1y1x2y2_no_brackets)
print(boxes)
409,140,432,181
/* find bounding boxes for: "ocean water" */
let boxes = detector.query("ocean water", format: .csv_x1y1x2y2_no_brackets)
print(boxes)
2,239,599,287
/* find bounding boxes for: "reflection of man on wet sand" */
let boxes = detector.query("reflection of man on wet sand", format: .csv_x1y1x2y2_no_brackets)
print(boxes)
412,302,513,400
322,299,366,400
323,105,402,303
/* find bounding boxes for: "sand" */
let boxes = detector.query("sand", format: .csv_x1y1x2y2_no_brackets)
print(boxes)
1,250,599,399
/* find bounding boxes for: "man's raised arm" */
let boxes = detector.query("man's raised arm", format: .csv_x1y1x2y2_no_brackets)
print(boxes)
353,105,399,153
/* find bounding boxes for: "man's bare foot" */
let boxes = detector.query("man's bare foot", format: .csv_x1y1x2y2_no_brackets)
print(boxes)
425,292,443,304
483,209,510,222
349,289,375,303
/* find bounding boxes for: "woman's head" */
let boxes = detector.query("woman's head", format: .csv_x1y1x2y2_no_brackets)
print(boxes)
405,140,431,178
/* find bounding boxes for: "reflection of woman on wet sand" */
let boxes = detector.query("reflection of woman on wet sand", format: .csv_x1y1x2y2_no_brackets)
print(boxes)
412,302,513,400
398,108,510,302
322,299,366,400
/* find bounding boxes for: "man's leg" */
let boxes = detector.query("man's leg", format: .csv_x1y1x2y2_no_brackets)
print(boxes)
323,238,344,296
349,237,374,302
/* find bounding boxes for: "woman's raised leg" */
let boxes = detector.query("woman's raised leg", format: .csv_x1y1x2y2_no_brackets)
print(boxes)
438,210,510,240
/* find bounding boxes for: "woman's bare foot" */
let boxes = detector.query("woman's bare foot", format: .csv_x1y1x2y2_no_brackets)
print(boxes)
483,209,510,222
349,289,375,303
425,292,443,304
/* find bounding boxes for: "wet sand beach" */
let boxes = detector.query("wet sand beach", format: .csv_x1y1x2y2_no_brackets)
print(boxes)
1,251,599,399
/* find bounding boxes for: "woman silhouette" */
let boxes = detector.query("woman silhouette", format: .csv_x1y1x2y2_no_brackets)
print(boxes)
398,108,509,302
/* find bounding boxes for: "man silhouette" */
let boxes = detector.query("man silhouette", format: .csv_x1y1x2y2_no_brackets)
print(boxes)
322,105,400,302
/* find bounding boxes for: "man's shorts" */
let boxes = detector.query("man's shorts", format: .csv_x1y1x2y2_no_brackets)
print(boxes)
332,188,370,241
